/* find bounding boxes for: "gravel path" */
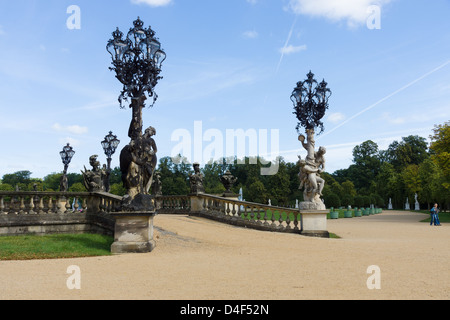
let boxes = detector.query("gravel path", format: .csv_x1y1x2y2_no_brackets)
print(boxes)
0,210,448,300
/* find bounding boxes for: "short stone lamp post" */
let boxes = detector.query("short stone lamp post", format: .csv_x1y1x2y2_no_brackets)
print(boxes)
101,131,120,192
59,143,75,192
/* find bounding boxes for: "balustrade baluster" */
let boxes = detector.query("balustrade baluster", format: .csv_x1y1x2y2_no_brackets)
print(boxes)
82,198,87,212
65,197,72,213
293,212,300,231
19,196,26,214
263,209,269,226
47,196,53,214
208,199,212,211
0,196,4,214
278,211,283,228
254,206,260,224
58,196,65,214
73,197,79,213
285,212,291,230
9,198,15,214
100,198,106,213
28,196,36,214
38,196,45,214
202,198,206,211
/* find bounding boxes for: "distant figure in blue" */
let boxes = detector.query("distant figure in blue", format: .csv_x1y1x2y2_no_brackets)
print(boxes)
430,203,441,226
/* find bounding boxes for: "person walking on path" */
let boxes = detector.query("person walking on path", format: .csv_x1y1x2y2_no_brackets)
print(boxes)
430,203,441,226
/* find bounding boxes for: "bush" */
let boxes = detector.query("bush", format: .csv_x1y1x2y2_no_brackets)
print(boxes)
324,192,340,208
354,195,365,208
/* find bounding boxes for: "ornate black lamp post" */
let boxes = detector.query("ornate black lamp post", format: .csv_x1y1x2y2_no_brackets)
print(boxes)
107,17,166,136
59,143,75,192
292,71,331,210
291,71,332,135
101,131,120,192
107,17,165,210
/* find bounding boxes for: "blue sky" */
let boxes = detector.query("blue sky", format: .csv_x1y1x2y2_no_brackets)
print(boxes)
0,0,449,179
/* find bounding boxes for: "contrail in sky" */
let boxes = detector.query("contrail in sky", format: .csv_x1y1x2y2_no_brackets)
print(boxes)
276,16,298,73
318,59,450,140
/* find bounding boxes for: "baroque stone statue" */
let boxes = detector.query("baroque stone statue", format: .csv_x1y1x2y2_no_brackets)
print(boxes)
120,125,158,211
189,162,205,194
81,155,107,192
151,171,163,196
297,129,326,210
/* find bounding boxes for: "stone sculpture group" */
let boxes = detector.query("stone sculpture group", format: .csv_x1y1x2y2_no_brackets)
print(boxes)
297,129,327,210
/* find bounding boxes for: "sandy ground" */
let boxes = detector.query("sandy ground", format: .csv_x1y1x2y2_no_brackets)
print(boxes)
0,210,448,300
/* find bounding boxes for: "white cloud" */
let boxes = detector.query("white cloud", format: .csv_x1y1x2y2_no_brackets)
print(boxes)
287,0,391,27
242,30,258,39
279,44,307,55
327,112,346,123
52,123,88,135
381,112,405,125
59,137,81,147
130,0,172,7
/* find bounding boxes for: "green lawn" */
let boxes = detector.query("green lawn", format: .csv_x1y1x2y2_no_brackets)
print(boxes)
0,233,114,261
418,210,450,224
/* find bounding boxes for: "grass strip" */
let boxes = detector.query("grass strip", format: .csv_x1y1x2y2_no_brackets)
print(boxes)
0,233,113,261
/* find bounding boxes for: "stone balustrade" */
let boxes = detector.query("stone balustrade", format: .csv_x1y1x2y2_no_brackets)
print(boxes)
190,194,305,235
0,191,329,239
155,195,191,214
0,191,121,236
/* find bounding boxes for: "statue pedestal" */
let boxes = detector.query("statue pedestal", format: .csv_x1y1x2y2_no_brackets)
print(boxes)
299,200,326,211
110,212,157,254
300,210,329,238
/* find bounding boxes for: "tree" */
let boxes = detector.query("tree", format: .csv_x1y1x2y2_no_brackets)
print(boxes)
110,183,127,196
246,178,267,204
429,122,450,210
69,182,86,192
202,161,226,194
350,140,381,191
43,173,63,191
402,164,421,201
429,122,450,187
2,171,33,187
109,167,123,185
374,162,396,204
265,158,291,206
0,183,14,191
354,195,364,208
157,156,191,195
384,135,429,171
324,192,340,208
418,158,441,209
353,140,379,164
